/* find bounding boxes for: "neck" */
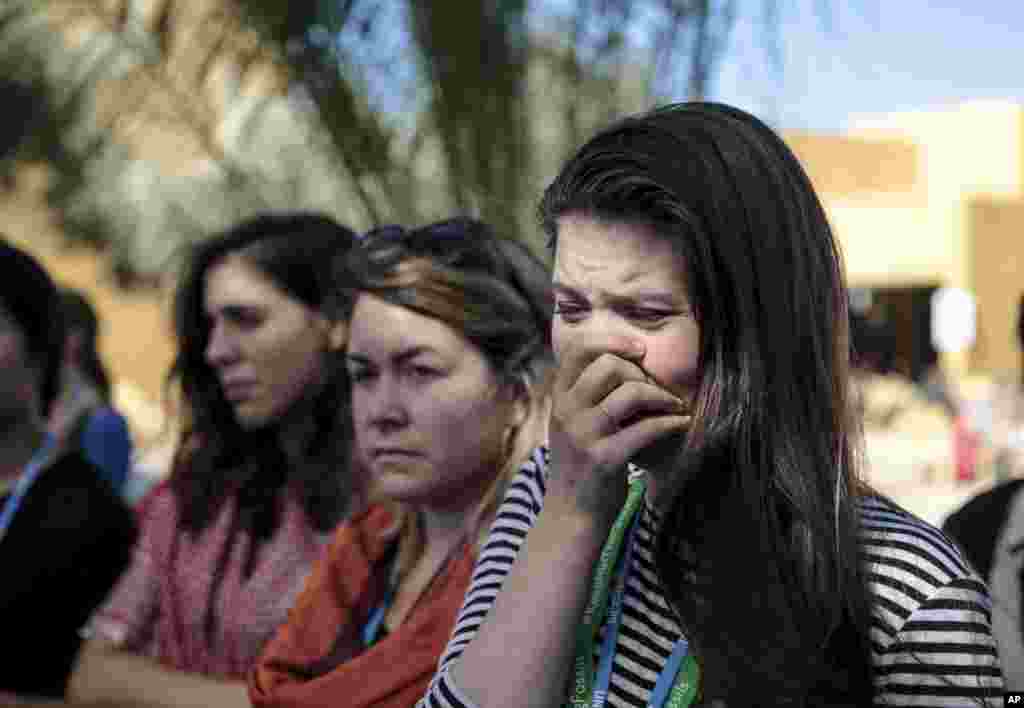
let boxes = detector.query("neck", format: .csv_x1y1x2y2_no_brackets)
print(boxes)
630,428,692,513
419,503,477,555
0,420,47,483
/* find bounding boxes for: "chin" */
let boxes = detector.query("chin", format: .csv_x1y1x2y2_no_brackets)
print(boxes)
233,411,275,430
370,479,431,506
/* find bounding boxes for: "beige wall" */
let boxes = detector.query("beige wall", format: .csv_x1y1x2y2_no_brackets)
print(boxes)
787,132,920,198
826,202,945,287
968,198,1024,378
785,101,1024,379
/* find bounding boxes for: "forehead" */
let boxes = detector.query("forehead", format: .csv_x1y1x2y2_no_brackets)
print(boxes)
347,294,469,360
203,256,292,311
552,215,688,295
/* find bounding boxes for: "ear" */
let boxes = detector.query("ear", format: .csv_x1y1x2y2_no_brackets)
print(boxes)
501,373,530,430
311,312,347,352
64,330,83,365
328,321,348,352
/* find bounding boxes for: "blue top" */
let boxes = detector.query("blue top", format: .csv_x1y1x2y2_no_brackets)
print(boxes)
80,406,133,495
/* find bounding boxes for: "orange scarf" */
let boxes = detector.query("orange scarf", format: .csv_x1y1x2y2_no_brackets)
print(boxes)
249,505,477,708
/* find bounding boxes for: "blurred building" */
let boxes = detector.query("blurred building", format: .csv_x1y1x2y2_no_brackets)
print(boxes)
786,100,1024,384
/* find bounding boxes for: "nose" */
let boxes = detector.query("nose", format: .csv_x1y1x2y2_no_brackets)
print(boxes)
205,321,239,368
359,374,409,432
556,313,646,366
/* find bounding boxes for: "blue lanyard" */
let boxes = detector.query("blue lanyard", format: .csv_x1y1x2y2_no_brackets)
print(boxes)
362,533,468,647
0,434,55,546
591,513,691,708
362,582,395,647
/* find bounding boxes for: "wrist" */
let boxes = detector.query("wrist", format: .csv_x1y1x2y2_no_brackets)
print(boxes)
536,494,614,556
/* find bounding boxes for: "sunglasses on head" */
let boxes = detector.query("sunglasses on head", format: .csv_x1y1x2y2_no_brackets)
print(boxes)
359,220,490,268
362,221,474,245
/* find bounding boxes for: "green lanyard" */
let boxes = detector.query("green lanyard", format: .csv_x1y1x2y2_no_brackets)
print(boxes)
566,476,699,708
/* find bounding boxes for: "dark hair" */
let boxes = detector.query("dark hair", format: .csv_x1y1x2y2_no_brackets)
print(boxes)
59,288,113,401
0,238,65,418
540,103,872,704
340,218,554,579
168,212,358,634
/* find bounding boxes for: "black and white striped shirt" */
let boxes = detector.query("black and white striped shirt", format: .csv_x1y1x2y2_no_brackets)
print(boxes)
418,446,1004,707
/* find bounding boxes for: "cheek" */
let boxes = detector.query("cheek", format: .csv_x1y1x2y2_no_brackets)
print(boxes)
259,334,327,401
641,331,701,396
426,388,506,461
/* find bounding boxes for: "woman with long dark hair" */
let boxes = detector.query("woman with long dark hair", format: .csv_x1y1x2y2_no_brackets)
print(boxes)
417,103,1003,707
249,218,553,708
69,212,359,708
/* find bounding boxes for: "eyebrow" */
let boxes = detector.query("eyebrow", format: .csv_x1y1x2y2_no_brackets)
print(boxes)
552,282,683,308
346,346,441,366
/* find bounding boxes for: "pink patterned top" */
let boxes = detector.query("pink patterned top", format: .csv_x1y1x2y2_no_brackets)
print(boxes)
90,480,333,679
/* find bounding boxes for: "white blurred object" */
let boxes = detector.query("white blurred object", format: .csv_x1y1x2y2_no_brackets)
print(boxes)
111,379,177,505
930,287,976,353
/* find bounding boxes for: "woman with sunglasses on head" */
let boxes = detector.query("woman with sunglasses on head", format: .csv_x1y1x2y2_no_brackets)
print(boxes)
249,218,553,708
417,104,1003,708
68,213,360,708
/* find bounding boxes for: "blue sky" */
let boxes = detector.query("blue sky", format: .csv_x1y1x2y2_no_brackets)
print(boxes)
711,0,1024,133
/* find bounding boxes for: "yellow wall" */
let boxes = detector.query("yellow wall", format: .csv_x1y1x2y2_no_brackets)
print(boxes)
787,100,1024,378
968,198,1024,379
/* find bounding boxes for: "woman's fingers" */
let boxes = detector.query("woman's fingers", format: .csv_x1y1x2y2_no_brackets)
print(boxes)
592,379,689,435
599,413,692,465
554,335,645,399
569,353,650,409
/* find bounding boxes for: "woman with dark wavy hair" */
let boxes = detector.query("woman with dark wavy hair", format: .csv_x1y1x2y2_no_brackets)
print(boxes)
249,218,553,708
70,212,359,708
418,103,1003,707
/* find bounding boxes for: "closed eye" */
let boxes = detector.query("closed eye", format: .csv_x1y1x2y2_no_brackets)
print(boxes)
623,308,673,324
347,367,374,383
219,306,265,330
553,302,588,322
409,365,442,381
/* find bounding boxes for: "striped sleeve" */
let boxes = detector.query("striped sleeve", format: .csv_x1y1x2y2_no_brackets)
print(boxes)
417,446,548,708
863,497,1004,706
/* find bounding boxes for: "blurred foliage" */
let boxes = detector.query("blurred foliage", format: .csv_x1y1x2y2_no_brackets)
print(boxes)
0,0,809,283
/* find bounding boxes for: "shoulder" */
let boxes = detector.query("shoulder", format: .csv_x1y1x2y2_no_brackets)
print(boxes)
501,445,549,517
942,479,1024,579
859,495,989,639
323,503,396,561
33,453,115,510
135,477,178,519
29,452,136,541
129,478,183,548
